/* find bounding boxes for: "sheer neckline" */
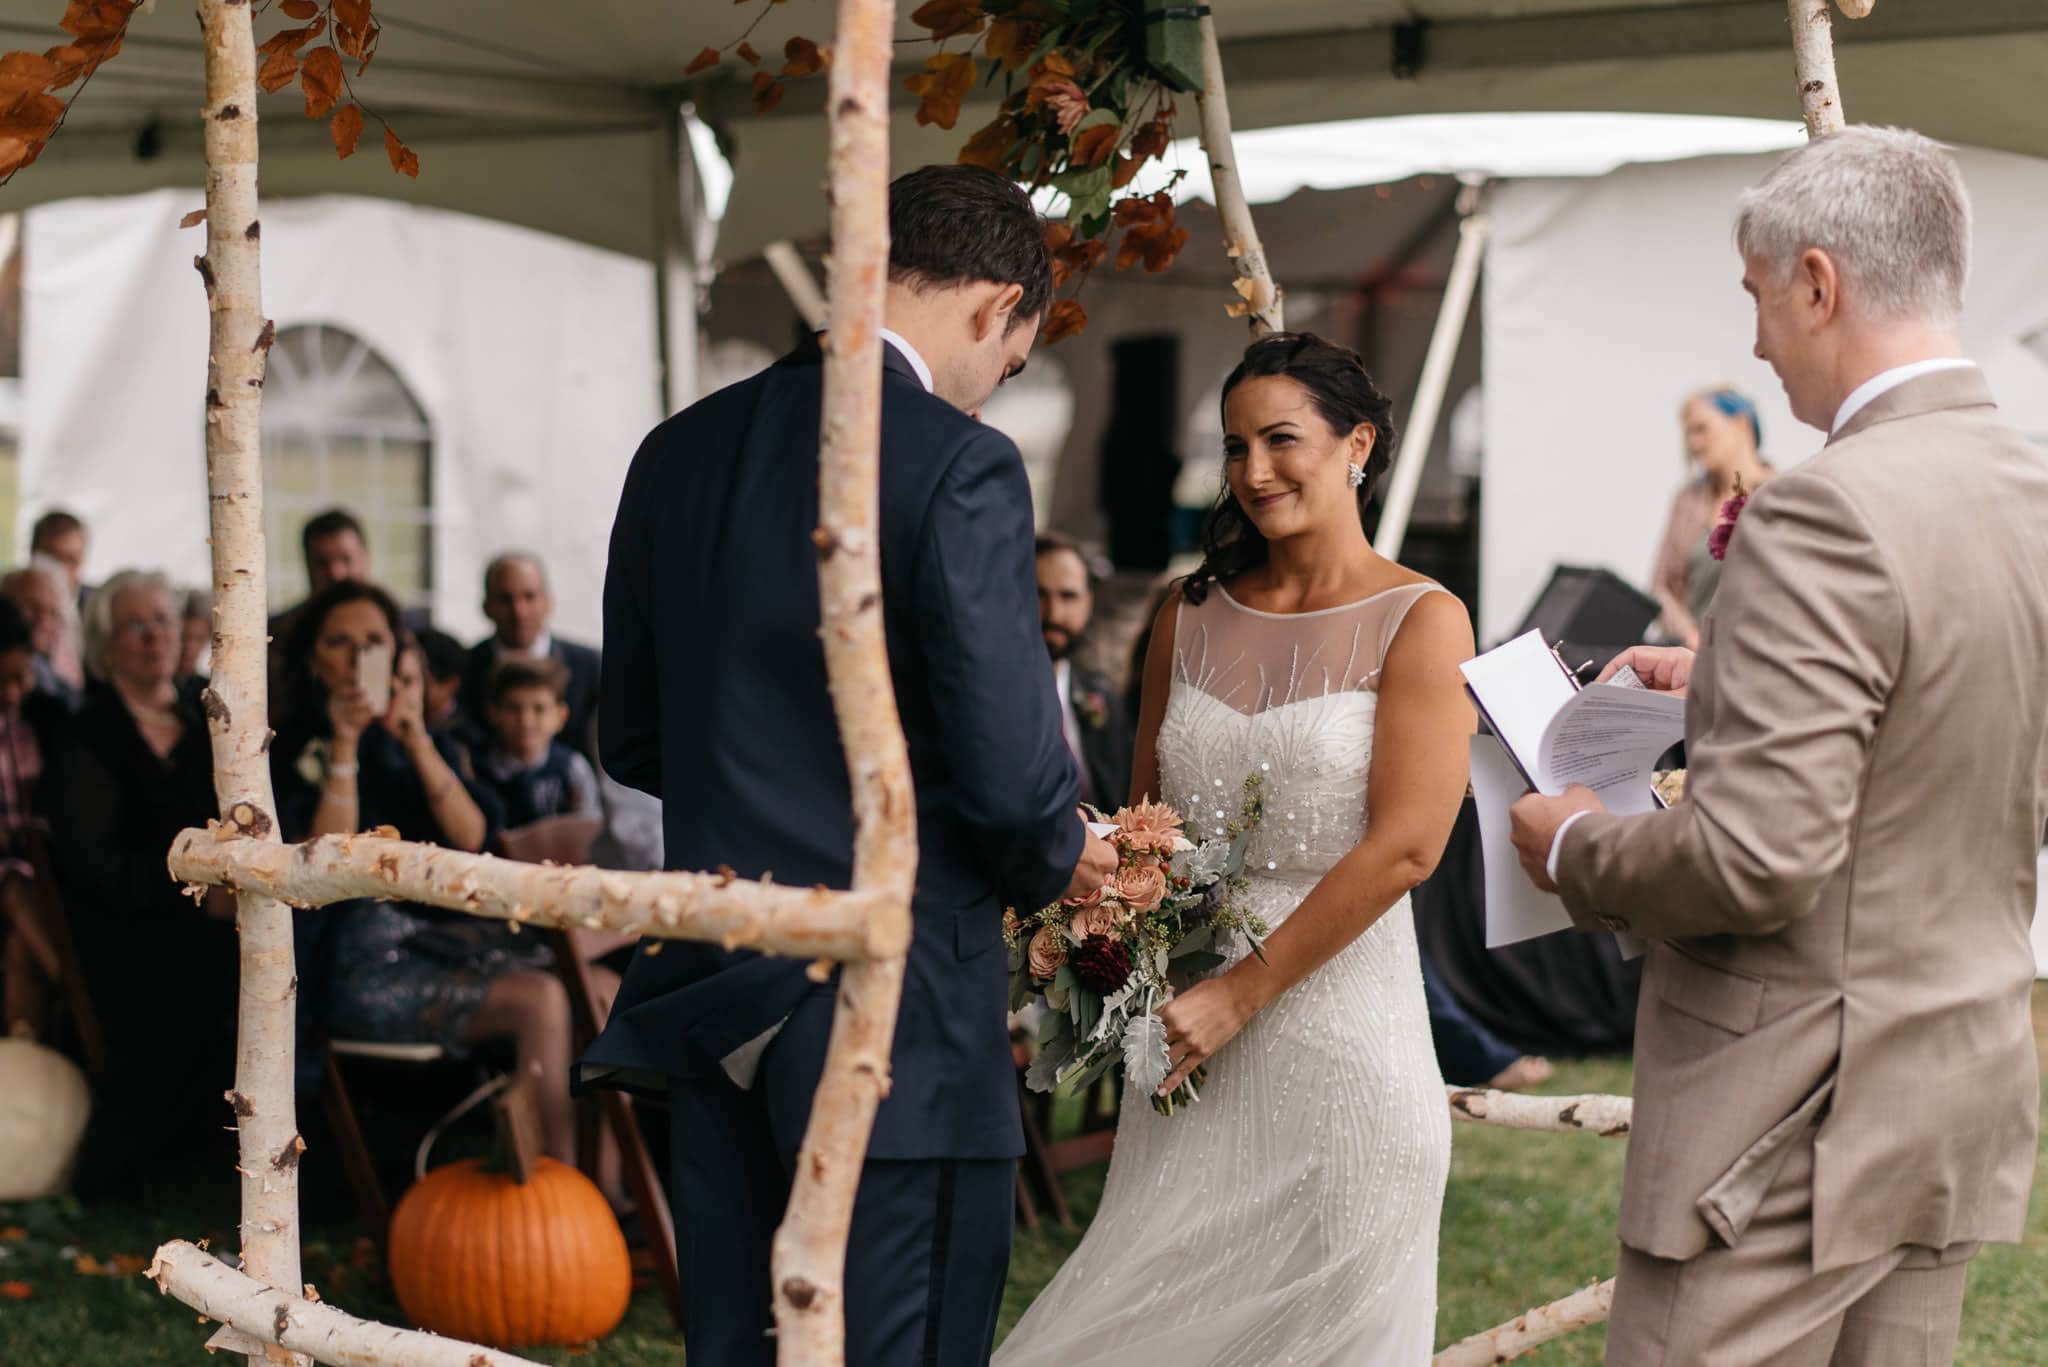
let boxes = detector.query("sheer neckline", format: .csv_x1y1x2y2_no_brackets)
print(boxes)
1215,581,1429,621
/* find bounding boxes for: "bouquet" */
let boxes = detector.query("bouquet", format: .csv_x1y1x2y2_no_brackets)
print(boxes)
1006,777,1269,1115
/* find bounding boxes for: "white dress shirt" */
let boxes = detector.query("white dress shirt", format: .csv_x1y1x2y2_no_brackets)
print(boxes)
494,631,554,663
880,328,936,394
1547,357,1978,886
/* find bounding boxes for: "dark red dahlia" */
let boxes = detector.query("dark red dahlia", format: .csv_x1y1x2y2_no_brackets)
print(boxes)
1068,934,1133,994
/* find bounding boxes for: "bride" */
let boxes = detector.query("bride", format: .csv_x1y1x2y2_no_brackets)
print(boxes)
996,333,1475,1365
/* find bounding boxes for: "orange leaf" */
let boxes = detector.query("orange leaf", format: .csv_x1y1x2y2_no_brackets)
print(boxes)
780,37,828,79
0,91,66,140
957,114,1012,172
1070,123,1116,169
383,125,418,177
735,41,761,67
1043,222,1073,254
904,52,976,131
985,17,1039,73
0,1226,26,1241
0,1280,32,1300
684,46,719,76
257,19,324,57
1109,152,1142,190
256,48,298,93
59,0,134,42
329,102,363,159
72,1254,104,1275
280,0,319,17
332,0,371,36
300,45,342,118
910,0,984,41
751,72,784,115
1040,298,1087,343
0,51,59,98
0,135,42,180
179,209,206,228
109,1254,149,1277
1129,112,1173,163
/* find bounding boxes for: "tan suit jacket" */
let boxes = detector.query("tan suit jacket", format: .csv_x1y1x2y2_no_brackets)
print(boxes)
1558,368,2047,1273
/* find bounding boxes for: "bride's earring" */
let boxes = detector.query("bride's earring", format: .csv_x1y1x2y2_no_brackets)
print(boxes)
1346,462,1366,489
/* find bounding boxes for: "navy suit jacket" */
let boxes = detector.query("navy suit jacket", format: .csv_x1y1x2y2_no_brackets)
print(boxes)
579,340,1081,1161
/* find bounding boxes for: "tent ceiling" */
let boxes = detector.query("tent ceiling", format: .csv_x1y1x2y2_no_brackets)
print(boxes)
2,1,2044,260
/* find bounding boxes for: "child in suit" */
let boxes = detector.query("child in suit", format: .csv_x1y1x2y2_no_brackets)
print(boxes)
479,656,600,833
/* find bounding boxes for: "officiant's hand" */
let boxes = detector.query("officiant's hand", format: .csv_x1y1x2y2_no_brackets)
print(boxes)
1158,976,1256,1095
1598,645,1696,697
1510,785,1606,894
1061,830,1117,903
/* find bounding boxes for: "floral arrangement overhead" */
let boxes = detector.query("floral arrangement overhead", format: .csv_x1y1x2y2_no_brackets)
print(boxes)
698,0,1214,340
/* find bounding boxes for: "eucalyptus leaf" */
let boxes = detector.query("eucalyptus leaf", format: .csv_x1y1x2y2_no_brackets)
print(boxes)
1170,924,1214,956
1025,1033,1076,1093
1121,1010,1170,1096
1038,1004,1072,1046
1073,985,1102,1045
1176,949,1227,975
1061,1046,1119,1093
1009,974,1032,1013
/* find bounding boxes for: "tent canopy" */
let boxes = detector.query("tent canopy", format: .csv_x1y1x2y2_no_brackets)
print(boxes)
4,0,2046,261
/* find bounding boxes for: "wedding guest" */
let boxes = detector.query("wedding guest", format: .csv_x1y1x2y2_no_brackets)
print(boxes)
48,571,236,1194
462,552,599,761
478,657,601,832
178,587,212,681
29,509,89,612
1648,385,1774,648
1036,532,1133,807
414,626,473,738
273,580,607,1179
2,560,83,711
0,598,59,860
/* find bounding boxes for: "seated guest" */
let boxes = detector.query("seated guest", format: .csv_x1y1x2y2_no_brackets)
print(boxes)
29,510,90,614
178,587,212,681
1036,533,1133,807
47,571,237,1194
267,509,429,688
0,598,63,1026
1649,385,1775,649
463,552,599,761
413,626,475,743
479,658,601,832
272,581,609,1180
2,561,83,712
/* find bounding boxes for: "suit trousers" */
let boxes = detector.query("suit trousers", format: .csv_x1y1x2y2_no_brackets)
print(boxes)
667,1074,1014,1367
1607,1125,1976,1366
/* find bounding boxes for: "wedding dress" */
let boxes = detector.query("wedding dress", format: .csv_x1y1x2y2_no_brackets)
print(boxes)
996,582,1452,1366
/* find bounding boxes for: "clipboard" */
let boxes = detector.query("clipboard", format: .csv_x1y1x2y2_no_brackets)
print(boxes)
1462,633,1669,809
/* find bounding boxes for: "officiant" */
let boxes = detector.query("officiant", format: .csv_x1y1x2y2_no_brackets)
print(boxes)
1036,532,1133,807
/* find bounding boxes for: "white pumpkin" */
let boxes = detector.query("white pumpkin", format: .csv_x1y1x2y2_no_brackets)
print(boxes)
0,1035,91,1200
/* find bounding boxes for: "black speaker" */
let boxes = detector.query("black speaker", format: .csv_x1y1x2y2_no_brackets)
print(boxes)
1513,565,1659,675
1098,335,1180,572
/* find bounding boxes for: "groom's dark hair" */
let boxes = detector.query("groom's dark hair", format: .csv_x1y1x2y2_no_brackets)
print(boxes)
889,165,1052,326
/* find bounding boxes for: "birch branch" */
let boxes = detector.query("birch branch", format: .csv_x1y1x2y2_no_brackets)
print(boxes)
194,4,306,1360
1194,12,1282,335
150,1241,541,1367
768,1,917,1361
167,829,909,961
1786,0,1847,138
1431,1278,1616,1366
1446,1086,1633,1138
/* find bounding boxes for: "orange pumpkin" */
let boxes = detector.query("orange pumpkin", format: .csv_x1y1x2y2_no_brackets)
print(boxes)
386,1154,632,1348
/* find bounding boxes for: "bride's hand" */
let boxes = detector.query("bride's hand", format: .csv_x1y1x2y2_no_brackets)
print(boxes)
1158,976,1257,1095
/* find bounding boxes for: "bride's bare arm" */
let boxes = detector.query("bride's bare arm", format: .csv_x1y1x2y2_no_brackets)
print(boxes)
1159,591,1475,1093
1127,593,1181,807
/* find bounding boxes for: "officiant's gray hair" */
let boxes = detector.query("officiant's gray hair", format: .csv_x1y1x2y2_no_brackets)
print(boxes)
1735,127,1971,328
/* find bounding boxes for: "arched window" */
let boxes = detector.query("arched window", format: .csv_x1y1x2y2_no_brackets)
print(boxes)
262,324,433,611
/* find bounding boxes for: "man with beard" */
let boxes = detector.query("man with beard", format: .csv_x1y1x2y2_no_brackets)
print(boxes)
1036,532,1133,809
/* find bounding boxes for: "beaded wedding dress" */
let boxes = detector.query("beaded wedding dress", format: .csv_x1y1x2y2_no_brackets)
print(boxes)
996,583,1452,1366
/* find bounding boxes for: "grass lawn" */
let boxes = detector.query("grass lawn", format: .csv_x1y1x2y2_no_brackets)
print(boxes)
4,985,2043,1364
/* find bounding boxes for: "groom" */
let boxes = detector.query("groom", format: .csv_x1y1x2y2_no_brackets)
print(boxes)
582,165,1116,1364
1512,128,2048,1364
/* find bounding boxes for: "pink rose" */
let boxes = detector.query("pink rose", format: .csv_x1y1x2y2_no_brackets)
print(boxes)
1113,862,1168,913
1069,900,1117,941
1026,925,1068,980
1062,883,1106,909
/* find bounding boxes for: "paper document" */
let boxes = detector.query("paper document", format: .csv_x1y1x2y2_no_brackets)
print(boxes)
1536,686,1686,811
1469,735,1572,946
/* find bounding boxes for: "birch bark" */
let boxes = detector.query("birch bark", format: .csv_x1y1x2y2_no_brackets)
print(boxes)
1194,13,1281,335
1787,0,1848,137
1431,1278,1618,1366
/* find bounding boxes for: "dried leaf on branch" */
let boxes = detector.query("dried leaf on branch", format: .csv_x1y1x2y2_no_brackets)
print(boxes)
383,124,417,177
751,70,784,114
1040,298,1087,343
780,36,830,78
0,0,138,180
299,45,342,118
911,0,985,41
905,51,977,129
329,102,363,158
685,46,722,76
985,17,1039,72
1113,191,1189,274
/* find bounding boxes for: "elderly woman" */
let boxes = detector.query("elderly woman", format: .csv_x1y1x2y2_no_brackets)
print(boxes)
47,570,238,1194
1649,385,1776,648
273,580,610,1181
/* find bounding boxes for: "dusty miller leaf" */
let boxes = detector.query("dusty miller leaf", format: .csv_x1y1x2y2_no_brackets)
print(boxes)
1121,1010,1169,1096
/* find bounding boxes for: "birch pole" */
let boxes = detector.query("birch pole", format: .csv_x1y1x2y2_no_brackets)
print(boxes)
1786,0,1847,137
1194,13,1281,336
768,0,917,1360
195,3,307,1361
1432,1279,1617,1366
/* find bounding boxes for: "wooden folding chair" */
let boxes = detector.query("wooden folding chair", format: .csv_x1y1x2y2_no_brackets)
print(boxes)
499,813,683,1332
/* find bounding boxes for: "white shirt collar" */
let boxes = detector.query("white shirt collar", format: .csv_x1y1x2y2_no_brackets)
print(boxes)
1830,358,1975,435
495,631,553,662
1052,657,1071,697
879,328,935,394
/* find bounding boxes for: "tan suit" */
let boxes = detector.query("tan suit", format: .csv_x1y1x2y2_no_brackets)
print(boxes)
1557,368,2048,1363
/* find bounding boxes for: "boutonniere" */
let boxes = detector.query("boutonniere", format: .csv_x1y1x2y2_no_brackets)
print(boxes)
1078,690,1109,730
294,736,331,788
1707,475,1749,562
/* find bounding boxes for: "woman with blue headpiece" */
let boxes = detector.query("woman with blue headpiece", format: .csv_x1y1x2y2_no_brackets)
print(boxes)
1649,384,1775,648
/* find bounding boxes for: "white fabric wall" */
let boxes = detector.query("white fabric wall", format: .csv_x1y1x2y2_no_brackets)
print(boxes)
1480,147,2048,646
20,191,662,644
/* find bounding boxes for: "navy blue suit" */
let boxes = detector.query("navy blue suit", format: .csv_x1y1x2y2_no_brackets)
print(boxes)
580,340,1082,1365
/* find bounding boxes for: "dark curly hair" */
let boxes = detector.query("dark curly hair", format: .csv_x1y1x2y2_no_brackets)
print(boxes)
279,579,412,729
1182,333,1399,604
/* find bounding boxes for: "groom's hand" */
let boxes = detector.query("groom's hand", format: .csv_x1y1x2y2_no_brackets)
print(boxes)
1510,786,1606,894
1061,829,1117,903
1599,645,1696,697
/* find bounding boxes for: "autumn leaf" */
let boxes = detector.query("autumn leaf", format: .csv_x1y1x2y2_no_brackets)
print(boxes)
1043,222,1073,254
985,17,1040,73
751,72,784,115
1112,191,1171,228
280,0,320,17
956,114,1013,172
684,46,720,76
332,0,372,37
179,209,206,228
1129,112,1174,163
257,19,325,57
0,1280,31,1300
329,102,363,159
735,42,761,67
383,125,418,177
256,48,299,93
1048,232,1105,288
0,1226,26,1241
0,51,58,97
1040,298,1087,343
1117,219,1188,274
1109,153,1143,190
910,0,984,41
59,0,135,41
780,37,828,79
904,52,976,131
300,45,342,117
1069,122,1116,170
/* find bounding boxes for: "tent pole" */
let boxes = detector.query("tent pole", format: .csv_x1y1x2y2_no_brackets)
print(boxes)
764,241,830,331
1373,182,1488,565
653,104,707,416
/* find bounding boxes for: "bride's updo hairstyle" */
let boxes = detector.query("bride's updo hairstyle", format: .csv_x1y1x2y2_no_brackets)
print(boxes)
1182,332,1398,605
